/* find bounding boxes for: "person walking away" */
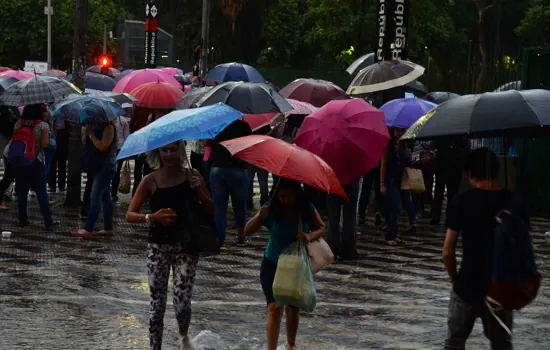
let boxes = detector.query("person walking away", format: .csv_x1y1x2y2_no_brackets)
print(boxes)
442,148,529,349
111,116,130,201
379,128,414,246
247,124,271,208
430,136,470,225
10,104,59,228
208,119,252,251
357,165,383,227
126,141,213,350
0,142,15,211
244,179,326,350
48,118,70,192
0,107,18,210
72,107,117,237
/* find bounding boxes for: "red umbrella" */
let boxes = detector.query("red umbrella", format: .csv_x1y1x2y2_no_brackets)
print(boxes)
242,113,278,131
279,79,346,107
294,98,390,184
221,135,346,197
113,69,182,93
43,69,67,78
0,67,12,73
130,81,185,109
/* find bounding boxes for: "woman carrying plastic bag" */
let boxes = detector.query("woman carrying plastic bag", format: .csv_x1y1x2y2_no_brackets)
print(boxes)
245,178,326,350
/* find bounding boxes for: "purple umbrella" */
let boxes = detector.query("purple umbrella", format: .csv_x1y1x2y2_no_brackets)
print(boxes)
380,98,437,129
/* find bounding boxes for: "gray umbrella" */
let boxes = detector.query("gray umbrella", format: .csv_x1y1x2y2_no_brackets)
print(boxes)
346,53,375,76
424,92,460,105
0,75,82,106
406,80,427,93
402,90,550,140
176,86,213,109
196,82,293,114
494,81,522,92
347,60,425,95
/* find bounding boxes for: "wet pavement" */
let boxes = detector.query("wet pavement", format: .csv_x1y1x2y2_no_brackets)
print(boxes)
0,180,549,349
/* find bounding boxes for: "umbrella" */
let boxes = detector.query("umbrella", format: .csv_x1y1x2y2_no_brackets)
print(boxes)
285,99,318,115
346,53,375,76
494,81,522,92
280,79,346,107
196,82,293,114
117,103,244,160
115,69,134,82
0,67,12,73
294,98,390,184
401,90,550,141
52,95,125,124
155,67,180,75
221,135,346,197
380,98,437,129
130,82,185,109
0,77,18,93
347,60,425,95
65,72,117,91
113,69,182,93
86,65,120,77
424,92,461,105
85,91,137,104
242,113,278,132
0,70,35,81
175,86,212,109
173,74,192,86
43,69,67,78
0,75,82,106
406,80,427,93
206,62,265,83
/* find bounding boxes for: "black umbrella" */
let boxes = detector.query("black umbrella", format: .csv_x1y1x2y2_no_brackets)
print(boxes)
176,86,213,109
346,53,375,76
424,92,460,105
406,80,427,93
0,77,18,93
65,72,116,91
174,74,192,86
196,82,293,114
401,90,550,140
494,80,521,92
347,60,425,95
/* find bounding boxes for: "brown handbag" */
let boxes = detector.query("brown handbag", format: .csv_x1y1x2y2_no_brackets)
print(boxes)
118,160,131,194
401,167,426,193
299,217,334,274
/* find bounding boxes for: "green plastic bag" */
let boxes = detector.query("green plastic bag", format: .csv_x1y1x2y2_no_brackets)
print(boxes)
272,240,317,313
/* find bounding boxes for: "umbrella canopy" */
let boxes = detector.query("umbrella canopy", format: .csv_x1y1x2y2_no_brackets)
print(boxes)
221,135,346,197
66,72,117,91
0,75,82,106
0,67,12,73
52,95,125,124
346,53,375,76
113,69,182,93
117,103,243,160
401,90,550,141
406,80,427,93
86,65,120,77
494,80,522,92
155,67,180,75
279,79,346,107
206,62,265,83
294,99,390,184
43,69,67,78
176,86,213,109
380,98,437,129
173,74,192,86
285,99,318,115
115,69,134,82
130,82,185,109
242,113,278,132
424,92,461,105
0,70,35,81
85,91,137,104
347,60,425,95
0,77,18,93
196,82,293,114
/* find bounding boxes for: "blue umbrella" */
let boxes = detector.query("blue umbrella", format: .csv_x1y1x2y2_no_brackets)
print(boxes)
206,62,265,83
65,72,116,91
115,69,134,83
380,98,437,129
52,95,125,124
117,103,243,160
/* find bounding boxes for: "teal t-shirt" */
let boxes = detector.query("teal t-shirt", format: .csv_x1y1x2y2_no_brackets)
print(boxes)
263,202,315,263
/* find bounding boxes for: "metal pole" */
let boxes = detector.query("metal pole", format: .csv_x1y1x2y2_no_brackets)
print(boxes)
466,40,472,94
103,23,107,54
200,0,210,84
47,0,52,69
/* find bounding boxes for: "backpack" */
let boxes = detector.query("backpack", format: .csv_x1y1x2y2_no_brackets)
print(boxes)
7,120,42,167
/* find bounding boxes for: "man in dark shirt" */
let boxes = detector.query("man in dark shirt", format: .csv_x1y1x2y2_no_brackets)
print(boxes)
208,119,252,251
442,148,529,350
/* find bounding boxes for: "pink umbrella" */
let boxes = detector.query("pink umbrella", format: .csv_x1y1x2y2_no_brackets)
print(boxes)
43,69,67,78
0,67,12,73
294,98,390,184
113,69,182,93
285,98,318,115
155,67,180,75
279,79,346,107
0,70,34,80
184,85,193,92
242,113,278,131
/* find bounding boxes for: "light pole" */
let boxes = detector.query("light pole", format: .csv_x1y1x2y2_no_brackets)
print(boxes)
200,0,211,84
46,0,52,69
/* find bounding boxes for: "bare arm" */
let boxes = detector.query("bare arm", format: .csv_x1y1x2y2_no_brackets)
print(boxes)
126,175,155,224
442,228,459,284
40,129,49,149
245,206,269,236
305,209,326,241
90,124,115,151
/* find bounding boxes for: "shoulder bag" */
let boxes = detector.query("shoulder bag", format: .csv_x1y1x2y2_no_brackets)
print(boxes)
300,216,334,274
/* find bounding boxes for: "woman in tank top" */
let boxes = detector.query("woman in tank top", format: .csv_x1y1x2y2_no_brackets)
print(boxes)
126,141,213,350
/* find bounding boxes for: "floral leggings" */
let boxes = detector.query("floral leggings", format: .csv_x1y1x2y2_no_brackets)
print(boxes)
147,244,199,350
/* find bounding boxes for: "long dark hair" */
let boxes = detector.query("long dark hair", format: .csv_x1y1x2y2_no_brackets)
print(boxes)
269,178,311,220
21,104,46,120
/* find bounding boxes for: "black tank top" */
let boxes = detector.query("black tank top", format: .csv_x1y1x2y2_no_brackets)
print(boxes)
148,174,192,245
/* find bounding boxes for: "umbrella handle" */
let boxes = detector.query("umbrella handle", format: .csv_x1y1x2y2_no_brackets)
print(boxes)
266,176,282,206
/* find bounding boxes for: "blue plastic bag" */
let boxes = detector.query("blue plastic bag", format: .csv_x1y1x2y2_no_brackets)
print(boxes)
272,240,317,313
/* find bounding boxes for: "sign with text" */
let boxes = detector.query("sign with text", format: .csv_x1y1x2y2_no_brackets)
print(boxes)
375,0,388,62
144,1,158,67
24,61,48,73
375,0,410,62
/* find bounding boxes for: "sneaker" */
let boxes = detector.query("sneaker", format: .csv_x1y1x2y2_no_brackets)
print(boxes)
237,236,251,247
219,245,229,253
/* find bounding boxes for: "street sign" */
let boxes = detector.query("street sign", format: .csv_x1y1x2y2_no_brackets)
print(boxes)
44,6,53,15
144,1,158,68
150,5,158,18
24,61,48,74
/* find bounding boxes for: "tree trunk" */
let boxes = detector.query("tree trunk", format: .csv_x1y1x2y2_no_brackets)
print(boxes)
473,0,494,93
65,0,88,207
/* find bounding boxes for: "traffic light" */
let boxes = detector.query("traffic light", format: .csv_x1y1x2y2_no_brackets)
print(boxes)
99,56,111,67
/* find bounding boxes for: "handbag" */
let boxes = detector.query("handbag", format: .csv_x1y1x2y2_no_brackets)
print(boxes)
300,216,334,274
401,167,426,193
118,160,131,194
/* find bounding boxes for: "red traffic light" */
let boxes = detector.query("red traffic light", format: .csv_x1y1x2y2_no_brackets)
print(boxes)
99,56,111,67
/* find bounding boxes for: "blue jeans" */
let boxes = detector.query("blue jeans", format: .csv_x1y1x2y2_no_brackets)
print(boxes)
44,147,55,179
401,191,416,226
15,160,53,225
210,167,249,246
385,186,402,241
85,165,116,232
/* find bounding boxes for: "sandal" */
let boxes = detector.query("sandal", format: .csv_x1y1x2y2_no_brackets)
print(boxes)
71,229,96,238
386,240,398,246
395,237,406,245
